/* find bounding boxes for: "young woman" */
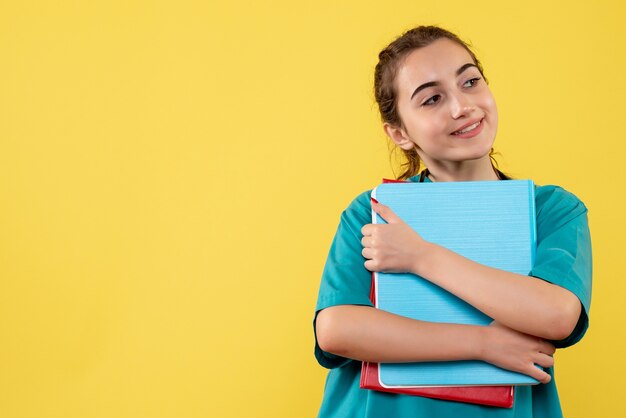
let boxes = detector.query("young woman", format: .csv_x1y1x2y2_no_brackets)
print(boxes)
313,26,592,417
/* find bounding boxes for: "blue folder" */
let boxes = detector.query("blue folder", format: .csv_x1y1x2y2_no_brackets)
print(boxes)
372,180,539,387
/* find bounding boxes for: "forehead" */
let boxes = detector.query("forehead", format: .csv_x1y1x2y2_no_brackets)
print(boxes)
395,38,476,96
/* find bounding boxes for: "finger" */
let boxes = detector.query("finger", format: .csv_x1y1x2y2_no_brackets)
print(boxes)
528,366,552,384
534,353,555,369
361,236,373,248
539,341,556,356
371,198,403,224
537,369,552,384
361,224,374,237
361,247,375,260
364,259,378,272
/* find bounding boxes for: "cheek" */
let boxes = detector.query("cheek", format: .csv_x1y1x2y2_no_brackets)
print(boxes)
483,96,498,144
483,93,498,122
407,120,444,149
415,112,447,135
489,101,499,136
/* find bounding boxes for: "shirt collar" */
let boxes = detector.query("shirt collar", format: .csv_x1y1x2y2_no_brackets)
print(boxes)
407,170,432,183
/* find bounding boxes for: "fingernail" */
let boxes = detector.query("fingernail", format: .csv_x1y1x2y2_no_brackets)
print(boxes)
370,197,379,204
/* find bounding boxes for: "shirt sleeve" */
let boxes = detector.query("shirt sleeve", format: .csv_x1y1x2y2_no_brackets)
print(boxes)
313,191,374,369
529,186,593,348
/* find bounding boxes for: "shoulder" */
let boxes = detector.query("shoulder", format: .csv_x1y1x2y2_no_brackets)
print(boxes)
535,184,586,208
535,184,588,218
345,189,372,214
534,184,589,234
338,190,373,233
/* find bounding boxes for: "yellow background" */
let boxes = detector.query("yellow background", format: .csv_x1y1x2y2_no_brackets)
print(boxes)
0,1,623,417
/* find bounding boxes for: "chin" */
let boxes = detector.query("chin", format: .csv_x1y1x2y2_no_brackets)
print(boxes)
452,145,494,162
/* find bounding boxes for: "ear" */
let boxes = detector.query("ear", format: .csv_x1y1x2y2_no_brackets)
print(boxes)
383,123,415,151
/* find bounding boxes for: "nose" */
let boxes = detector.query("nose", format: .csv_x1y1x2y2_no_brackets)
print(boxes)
450,92,474,119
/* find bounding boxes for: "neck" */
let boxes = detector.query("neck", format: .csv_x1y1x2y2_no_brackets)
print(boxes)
424,158,500,182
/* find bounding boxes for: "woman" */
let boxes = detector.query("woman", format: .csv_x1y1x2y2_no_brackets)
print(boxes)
313,26,592,417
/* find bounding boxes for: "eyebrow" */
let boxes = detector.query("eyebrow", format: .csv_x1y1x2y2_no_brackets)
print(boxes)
409,63,479,100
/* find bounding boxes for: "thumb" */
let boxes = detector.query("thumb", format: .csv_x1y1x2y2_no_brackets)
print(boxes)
371,197,403,224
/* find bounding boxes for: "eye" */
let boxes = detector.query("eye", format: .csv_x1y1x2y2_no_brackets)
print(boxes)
463,77,481,88
422,95,441,106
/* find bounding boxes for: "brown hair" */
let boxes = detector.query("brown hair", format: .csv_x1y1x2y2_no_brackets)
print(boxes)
374,26,496,180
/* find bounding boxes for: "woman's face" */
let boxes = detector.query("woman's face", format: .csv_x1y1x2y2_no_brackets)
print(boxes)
388,38,498,172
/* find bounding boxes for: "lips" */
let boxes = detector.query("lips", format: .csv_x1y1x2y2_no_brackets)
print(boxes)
451,118,483,136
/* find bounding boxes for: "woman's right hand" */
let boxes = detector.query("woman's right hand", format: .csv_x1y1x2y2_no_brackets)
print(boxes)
480,321,556,384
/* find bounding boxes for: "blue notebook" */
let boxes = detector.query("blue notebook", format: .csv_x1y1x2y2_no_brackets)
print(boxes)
372,180,538,387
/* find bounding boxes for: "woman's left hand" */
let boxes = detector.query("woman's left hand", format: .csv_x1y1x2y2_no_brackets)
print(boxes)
361,198,429,274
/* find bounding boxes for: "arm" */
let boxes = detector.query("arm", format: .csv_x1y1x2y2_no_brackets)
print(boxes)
416,243,580,340
316,304,556,383
362,199,581,341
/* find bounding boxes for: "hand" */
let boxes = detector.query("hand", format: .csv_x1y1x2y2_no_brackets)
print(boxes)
361,198,428,274
480,321,556,384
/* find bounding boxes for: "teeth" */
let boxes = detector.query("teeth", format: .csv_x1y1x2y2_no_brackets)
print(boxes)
455,121,480,134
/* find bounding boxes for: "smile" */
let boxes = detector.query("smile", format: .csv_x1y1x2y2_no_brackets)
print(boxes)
451,119,484,138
